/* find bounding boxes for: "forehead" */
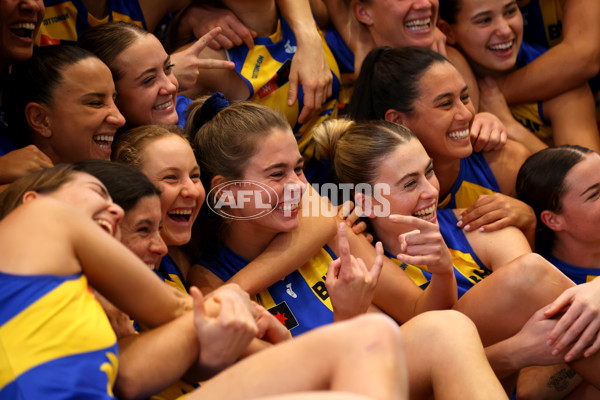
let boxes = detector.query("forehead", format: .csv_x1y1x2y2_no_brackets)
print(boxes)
417,62,466,98
378,139,429,177
58,57,115,94
564,154,600,192
115,34,167,71
249,127,300,163
124,195,161,220
140,135,196,167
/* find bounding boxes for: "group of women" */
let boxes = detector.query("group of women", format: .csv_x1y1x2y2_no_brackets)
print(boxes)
1,0,600,399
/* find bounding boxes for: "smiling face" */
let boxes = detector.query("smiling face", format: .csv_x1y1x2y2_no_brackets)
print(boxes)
395,61,474,162
40,57,125,163
369,139,440,247
551,153,600,244
357,0,439,49
48,171,124,238
0,0,44,70
445,0,523,75
139,135,204,246
120,194,167,269
227,127,307,234
113,34,179,126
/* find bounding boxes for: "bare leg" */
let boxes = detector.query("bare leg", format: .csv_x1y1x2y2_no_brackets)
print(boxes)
192,313,408,400
401,310,508,400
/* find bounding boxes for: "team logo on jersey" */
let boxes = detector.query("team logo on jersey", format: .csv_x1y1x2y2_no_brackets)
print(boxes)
284,40,297,54
268,302,298,330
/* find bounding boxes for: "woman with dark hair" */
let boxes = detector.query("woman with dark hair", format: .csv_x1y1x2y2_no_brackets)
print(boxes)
1,44,125,184
514,146,600,398
349,46,536,242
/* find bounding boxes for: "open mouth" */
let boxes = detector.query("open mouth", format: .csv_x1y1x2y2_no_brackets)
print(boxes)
488,40,514,53
167,208,193,222
93,135,114,149
96,219,114,236
448,128,470,140
413,204,437,221
153,99,173,111
276,202,299,212
9,22,36,39
405,17,431,32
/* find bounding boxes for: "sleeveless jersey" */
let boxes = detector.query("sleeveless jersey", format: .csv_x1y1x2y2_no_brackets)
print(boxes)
198,244,336,337
37,0,146,46
384,209,492,298
226,15,342,183
544,253,600,285
0,272,119,399
438,152,500,209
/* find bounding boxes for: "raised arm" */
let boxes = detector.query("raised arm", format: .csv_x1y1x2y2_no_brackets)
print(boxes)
497,0,600,104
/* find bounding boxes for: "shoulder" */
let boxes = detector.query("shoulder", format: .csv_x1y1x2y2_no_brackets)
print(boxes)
483,139,531,195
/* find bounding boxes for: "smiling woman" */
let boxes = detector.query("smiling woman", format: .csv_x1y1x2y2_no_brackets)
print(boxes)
2,44,125,164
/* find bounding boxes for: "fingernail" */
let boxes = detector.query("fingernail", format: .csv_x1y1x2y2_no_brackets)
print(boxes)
464,224,470,231
456,220,463,227
552,349,559,356
478,227,485,232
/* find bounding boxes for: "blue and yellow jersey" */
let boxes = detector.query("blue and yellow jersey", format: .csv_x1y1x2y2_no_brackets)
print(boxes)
384,209,492,298
156,254,188,294
519,0,566,48
438,152,500,209
0,272,119,399
519,0,600,120
198,244,336,337
511,41,553,142
544,253,600,285
37,0,146,46
226,15,342,183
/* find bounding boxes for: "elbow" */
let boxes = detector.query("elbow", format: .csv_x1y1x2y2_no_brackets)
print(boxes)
114,373,149,400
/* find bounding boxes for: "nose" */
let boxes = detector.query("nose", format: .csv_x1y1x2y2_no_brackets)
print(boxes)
455,99,474,124
19,0,43,12
109,202,125,226
421,175,439,200
158,74,178,96
181,176,203,199
150,233,168,257
107,103,126,127
495,17,512,38
412,0,432,11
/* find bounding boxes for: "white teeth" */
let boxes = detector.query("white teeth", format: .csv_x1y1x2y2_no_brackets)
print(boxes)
146,264,156,269
277,203,299,211
169,209,192,215
93,135,114,142
448,129,469,139
9,22,35,30
413,205,436,220
96,219,114,236
405,18,431,30
154,100,172,110
489,41,513,51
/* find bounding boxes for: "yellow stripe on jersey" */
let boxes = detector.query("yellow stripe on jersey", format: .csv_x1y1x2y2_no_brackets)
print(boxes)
0,275,116,390
297,248,333,311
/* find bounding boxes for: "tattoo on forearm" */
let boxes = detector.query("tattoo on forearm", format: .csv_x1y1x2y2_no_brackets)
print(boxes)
546,368,577,392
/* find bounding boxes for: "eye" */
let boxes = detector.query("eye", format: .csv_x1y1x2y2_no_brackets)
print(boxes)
190,172,201,181
137,226,151,234
460,93,470,104
425,166,435,177
404,179,417,189
165,64,175,74
269,171,284,179
587,191,600,201
143,75,156,85
474,16,491,25
87,101,104,107
505,6,518,17
162,174,177,181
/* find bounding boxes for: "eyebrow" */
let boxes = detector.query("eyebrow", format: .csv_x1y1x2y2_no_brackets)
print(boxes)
433,86,469,103
90,182,110,199
395,159,433,185
135,218,155,226
581,183,600,197
263,157,304,172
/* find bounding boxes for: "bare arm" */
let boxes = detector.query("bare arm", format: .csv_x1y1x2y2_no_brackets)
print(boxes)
543,83,600,153
498,0,600,104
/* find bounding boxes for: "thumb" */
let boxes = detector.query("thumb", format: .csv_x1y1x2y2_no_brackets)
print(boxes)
190,286,206,320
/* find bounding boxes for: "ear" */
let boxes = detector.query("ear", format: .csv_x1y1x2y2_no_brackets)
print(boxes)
353,1,373,26
210,175,226,191
25,103,52,138
437,19,457,45
540,210,565,232
21,191,39,204
384,109,405,125
354,192,375,219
